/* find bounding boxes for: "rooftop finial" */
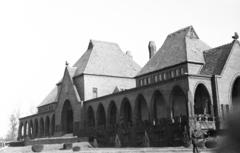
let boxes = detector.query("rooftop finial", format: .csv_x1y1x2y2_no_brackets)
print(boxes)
232,32,239,40
65,61,69,66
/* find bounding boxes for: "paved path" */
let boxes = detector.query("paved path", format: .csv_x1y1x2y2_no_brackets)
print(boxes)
0,143,214,153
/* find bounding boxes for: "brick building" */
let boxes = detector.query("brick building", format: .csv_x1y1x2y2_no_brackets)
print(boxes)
18,26,240,147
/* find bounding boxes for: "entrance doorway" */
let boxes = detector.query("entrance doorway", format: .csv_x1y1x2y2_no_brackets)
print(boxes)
61,100,73,134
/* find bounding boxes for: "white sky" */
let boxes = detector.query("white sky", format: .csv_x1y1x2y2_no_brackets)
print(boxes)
0,0,239,138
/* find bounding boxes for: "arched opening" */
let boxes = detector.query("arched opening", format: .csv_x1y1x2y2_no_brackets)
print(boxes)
24,122,29,137
19,122,24,138
61,100,73,134
34,119,38,138
151,90,168,121
107,101,117,126
51,115,55,136
135,94,149,123
96,103,106,127
232,77,240,111
87,106,95,127
120,98,132,125
45,116,50,137
170,86,188,144
194,84,211,115
171,86,188,120
29,120,33,138
40,118,44,137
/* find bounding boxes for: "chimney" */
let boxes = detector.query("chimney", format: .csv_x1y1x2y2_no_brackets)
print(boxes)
148,41,156,59
126,51,133,59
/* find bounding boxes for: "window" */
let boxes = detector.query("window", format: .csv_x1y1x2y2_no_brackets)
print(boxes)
144,78,147,85
171,71,175,78
226,104,230,116
180,68,185,74
176,69,180,76
148,77,151,84
140,79,143,86
93,87,98,98
163,73,167,80
221,104,225,119
159,74,162,81
154,75,158,82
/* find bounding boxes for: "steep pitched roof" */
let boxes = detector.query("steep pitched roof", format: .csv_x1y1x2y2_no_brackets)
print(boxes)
38,87,58,107
200,41,235,75
73,40,141,77
38,40,140,107
38,66,79,107
137,26,211,77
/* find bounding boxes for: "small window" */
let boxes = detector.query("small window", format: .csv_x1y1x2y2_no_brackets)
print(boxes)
180,68,185,74
93,87,98,98
163,73,167,80
154,75,158,82
226,104,230,115
221,104,225,119
140,79,143,86
144,78,147,85
148,77,151,84
176,69,180,76
171,71,175,78
159,74,162,81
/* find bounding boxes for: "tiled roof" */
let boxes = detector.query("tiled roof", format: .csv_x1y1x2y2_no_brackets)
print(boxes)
38,87,58,107
200,42,234,75
38,40,141,107
73,40,141,77
137,26,211,77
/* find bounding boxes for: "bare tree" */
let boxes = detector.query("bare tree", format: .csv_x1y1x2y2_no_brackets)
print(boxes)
5,110,20,141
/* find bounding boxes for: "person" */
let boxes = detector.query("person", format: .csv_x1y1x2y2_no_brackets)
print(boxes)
192,129,199,153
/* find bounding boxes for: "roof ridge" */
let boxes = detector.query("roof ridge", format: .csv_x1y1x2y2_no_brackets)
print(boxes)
167,25,193,37
90,39,119,46
204,42,233,54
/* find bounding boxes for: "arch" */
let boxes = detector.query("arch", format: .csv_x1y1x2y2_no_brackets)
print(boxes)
194,84,211,115
40,118,44,137
232,77,240,111
96,103,106,127
51,114,55,136
34,119,38,138
151,90,168,120
171,86,188,118
29,120,33,138
134,94,149,123
120,97,132,125
87,106,95,127
107,101,117,126
45,116,50,137
24,122,29,137
19,122,24,138
61,100,73,134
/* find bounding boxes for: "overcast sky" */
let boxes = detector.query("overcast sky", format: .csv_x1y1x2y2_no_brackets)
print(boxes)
0,0,239,138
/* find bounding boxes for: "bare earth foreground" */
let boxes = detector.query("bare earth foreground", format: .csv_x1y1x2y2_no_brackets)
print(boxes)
0,142,213,153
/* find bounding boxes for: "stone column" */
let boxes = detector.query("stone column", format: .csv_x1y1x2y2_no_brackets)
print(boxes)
187,90,195,135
